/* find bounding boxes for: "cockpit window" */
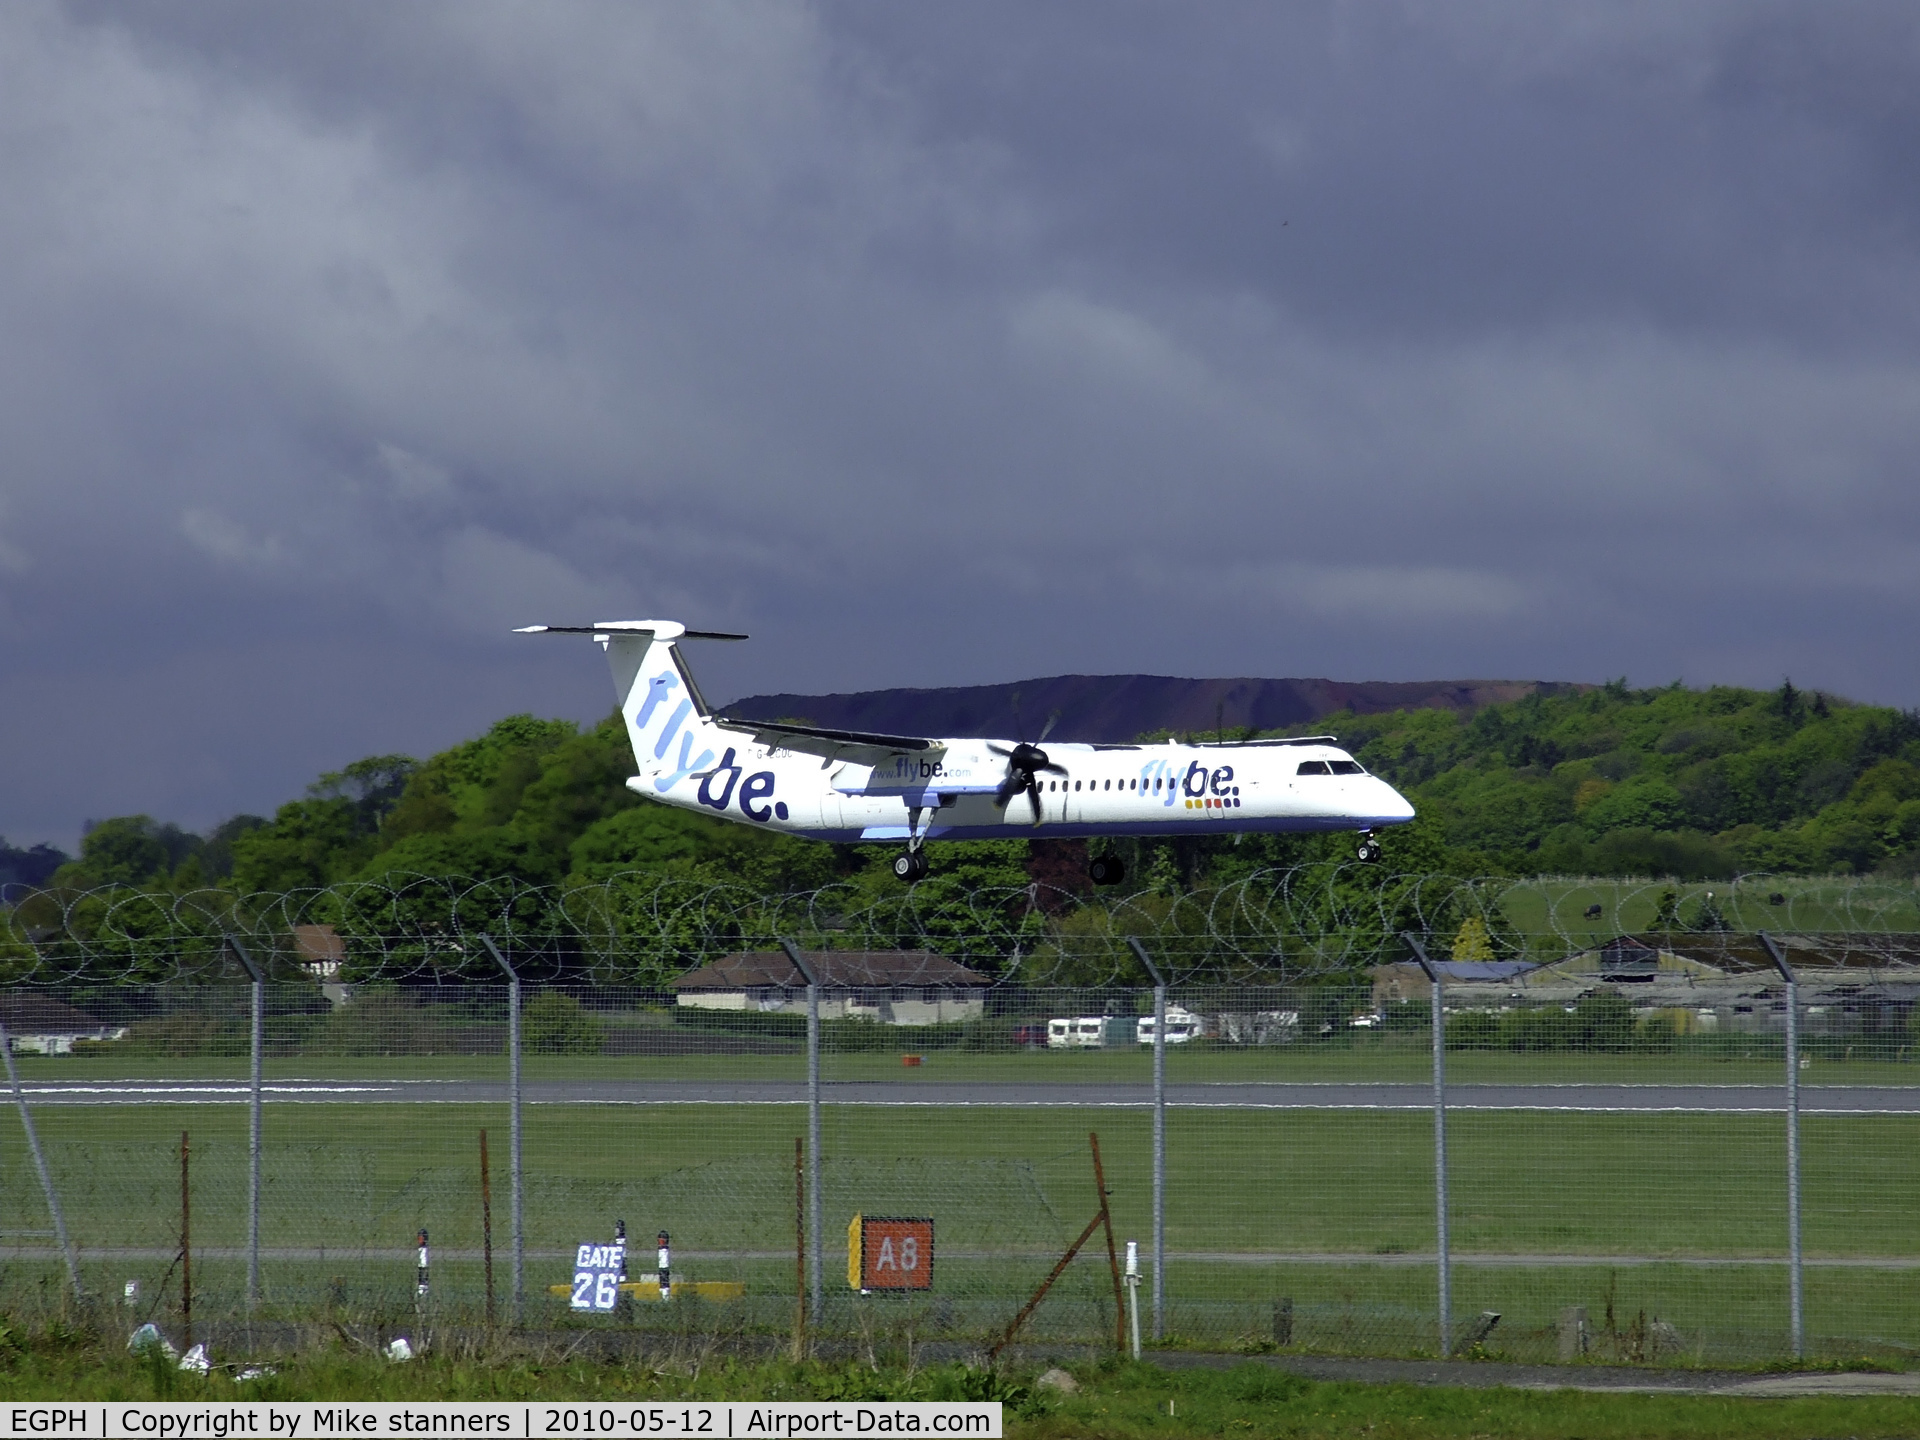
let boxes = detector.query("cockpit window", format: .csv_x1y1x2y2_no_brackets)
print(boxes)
1296,760,1331,775
1329,760,1366,775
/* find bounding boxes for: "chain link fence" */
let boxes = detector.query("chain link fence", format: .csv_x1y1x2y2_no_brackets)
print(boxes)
2,918,1916,1368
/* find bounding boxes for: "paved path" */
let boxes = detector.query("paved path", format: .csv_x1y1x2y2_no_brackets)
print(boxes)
16,1077,1920,1112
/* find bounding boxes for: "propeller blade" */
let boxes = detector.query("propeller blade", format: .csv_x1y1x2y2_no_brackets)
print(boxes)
994,774,1025,806
1026,776,1044,825
1037,711,1060,744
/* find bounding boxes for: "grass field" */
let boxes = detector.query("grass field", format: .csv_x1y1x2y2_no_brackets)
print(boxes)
1,1102,1913,1364
1493,874,1920,945
11,1039,1920,1085
5,1344,1920,1440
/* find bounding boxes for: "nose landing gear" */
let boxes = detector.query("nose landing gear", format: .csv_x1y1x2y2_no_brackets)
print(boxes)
1355,831,1382,863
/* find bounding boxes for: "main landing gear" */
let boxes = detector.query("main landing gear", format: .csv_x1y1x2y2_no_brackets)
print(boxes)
892,849,930,882
1355,831,1382,863
1088,855,1126,886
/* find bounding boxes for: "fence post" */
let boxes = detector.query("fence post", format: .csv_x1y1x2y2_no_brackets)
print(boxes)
1403,933,1450,1357
780,938,823,1326
1127,937,1167,1342
480,935,524,1321
226,935,265,1313
1759,931,1804,1359
0,1022,83,1301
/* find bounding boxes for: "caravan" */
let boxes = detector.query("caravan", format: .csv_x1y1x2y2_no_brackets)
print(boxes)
1136,1005,1204,1045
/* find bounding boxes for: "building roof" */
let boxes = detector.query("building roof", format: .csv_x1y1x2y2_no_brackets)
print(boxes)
1527,933,1920,984
673,950,991,991
1375,960,1538,983
294,925,347,964
0,994,108,1035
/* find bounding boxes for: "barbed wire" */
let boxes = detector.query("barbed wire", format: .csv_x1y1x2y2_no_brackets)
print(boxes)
3,868,1917,987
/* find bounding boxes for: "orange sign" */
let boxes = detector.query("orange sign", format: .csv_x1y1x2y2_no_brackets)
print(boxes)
849,1215,934,1292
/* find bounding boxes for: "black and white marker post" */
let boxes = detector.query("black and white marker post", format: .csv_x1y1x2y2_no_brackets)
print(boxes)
657,1231,671,1301
416,1229,430,1298
615,1219,630,1318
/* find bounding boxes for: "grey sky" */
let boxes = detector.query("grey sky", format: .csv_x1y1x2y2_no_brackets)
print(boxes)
3,2,1918,849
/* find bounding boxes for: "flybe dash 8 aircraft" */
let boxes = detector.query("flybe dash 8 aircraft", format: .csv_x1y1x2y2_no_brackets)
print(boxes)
519,621,1416,884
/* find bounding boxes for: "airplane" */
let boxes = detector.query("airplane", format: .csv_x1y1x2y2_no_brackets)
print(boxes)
518,620,1416,884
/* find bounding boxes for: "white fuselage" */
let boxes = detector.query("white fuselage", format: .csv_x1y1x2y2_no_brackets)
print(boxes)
523,622,1416,849
627,731,1414,843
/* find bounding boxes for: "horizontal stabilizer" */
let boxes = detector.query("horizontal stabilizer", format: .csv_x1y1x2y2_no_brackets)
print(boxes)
513,622,748,641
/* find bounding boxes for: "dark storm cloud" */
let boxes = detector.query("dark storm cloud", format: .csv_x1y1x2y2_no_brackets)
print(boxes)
2,1,1918,848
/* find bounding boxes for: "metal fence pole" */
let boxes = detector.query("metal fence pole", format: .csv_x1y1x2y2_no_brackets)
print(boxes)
1760,932,1804,1359
780,939,823,1325
1403,934,1450,1357
0,1022,82,1300
1127,937,1167,1341
481,936,524,1320
227,936,265,1312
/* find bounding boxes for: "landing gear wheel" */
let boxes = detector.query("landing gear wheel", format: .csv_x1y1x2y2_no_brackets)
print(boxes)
892,850,930,882
1088,855,1126,886
1356,838,1382,863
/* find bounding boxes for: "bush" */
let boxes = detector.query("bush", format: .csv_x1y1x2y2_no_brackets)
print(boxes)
97,1014,247,1058
1445,1011,1499,1050
523,991,606,1055
316,990,455,1056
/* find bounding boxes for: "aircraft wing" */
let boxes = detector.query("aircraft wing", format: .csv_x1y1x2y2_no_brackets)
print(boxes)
714,715,942,766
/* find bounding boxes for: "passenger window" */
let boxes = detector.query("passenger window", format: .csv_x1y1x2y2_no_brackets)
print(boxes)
1074,780,1081,791
1329,760,1366,775
1296,760,1331,775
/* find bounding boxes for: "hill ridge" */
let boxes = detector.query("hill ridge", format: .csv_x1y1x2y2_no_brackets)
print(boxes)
723,674,1589,744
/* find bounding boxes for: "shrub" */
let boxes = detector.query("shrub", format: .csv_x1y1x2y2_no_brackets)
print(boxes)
523,991,606,1055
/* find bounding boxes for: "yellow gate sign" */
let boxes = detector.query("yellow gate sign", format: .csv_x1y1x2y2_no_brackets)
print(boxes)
847,1213,934,1292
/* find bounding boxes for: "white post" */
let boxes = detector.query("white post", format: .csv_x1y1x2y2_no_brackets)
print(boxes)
1403,933,1450,1357
1125,1239,1142,1360
1760,932,1804,1359
781,939,823,1326
1128,937,1167,1342
481,936,525,1321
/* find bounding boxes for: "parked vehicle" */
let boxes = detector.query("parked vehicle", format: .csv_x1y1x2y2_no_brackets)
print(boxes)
1011,1023,1049,1048
1049,1016,1126,1049
1136,1005,1204,1044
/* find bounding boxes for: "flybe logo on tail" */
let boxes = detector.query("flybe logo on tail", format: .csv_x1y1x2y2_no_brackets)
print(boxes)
629,668,715,794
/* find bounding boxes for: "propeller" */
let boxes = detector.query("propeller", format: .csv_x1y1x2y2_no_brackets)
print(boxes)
989,708,1064,825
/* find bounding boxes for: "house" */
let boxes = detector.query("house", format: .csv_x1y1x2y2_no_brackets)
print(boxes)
671,950,991,1026
294,925,347,979
0,995,127,1055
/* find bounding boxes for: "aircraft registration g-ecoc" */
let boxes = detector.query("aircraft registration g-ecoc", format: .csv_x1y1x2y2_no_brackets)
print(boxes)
519,620,1416,884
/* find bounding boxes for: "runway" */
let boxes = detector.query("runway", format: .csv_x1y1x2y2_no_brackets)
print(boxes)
15,1077,1920,1112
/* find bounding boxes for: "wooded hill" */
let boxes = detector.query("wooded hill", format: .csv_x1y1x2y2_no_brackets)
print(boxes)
39,678,1920,896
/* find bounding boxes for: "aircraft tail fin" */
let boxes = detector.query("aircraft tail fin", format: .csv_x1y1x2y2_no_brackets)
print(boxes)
514,621,746,789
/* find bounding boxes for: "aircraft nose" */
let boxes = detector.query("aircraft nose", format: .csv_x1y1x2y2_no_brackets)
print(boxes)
1373,780,1415,824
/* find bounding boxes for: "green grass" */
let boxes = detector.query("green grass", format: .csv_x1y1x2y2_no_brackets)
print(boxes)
11,1040,1919,1085
1,1336,1917,1439
1494,874,1920,950
2,1103,1913,1361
